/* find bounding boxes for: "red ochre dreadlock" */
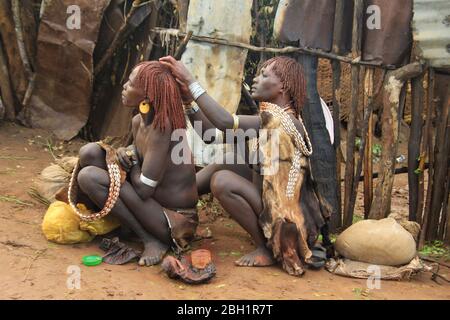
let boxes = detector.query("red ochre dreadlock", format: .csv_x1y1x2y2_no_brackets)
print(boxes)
260,56,307,117
133,61,186,131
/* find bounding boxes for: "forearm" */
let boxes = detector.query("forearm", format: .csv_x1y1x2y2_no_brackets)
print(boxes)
187,107,223,144
130,164,155,200
187,107,215,132
194,91,234,131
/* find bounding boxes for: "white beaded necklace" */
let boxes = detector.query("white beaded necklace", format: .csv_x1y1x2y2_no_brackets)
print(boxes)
260,102,313,199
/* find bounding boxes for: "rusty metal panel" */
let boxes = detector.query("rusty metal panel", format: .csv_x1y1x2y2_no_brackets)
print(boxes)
274,0,336,51
412,0,450,69
362,0,413,66
27,0,110,140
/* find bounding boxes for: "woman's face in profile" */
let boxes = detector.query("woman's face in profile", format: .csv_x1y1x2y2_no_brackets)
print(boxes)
251,62,283,102
122,65,145,108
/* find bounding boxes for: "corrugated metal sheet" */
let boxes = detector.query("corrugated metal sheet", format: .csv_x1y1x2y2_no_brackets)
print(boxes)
412,0,450,69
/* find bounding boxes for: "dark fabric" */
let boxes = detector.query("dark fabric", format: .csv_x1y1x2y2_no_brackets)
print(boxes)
100,237,141,265
296,54,340,231
273,0,353,53
274,0,335,51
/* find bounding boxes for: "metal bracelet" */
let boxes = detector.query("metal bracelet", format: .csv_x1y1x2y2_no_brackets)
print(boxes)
184,103,200,116
140,173,159,188
188,82,206,101
232,113,239,131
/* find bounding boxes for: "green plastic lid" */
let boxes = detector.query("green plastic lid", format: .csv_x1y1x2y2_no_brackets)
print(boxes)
82,255,103,266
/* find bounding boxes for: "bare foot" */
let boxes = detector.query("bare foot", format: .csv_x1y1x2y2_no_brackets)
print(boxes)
138,240,168,266
281,251,305,277
234,246,275,267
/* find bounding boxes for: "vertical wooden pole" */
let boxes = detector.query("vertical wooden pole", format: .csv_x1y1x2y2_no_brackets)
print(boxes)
330,0,345,231
445,181,450,243
369,63,423,220
364,68,375,219
439,109,450,240
428,74,449,240
409,74,425,222
416,72,430,225
348,68,375,221
343,0,363,228
332,61,342,230
176,0,189,33
439,167,449,240
419,68,435,248
0,38,15,120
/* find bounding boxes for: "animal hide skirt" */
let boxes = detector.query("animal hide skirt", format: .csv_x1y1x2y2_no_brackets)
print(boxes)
257,102,329,276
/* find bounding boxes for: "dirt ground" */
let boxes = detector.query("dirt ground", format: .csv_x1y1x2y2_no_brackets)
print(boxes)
0,121,449,300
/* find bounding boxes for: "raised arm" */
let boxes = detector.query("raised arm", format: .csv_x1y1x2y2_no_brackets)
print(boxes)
160,56,260,132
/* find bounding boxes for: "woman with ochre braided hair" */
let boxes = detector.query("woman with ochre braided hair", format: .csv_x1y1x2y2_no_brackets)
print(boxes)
160,55,331,276
72,61,198,266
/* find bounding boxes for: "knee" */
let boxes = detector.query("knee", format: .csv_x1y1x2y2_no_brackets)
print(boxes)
210,170,231,198
77,166,105,193
79,143,103,167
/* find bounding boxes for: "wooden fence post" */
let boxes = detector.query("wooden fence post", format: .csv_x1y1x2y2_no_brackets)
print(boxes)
369,62,424,220
343,0,363,228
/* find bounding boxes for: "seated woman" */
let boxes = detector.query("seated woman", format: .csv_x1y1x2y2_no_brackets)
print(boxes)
72,61,198,266
160,55,330,276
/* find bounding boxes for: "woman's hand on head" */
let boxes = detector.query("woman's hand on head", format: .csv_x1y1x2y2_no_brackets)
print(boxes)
159,56,195,86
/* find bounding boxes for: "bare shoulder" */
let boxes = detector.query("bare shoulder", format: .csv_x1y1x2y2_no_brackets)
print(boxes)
132,114,141,130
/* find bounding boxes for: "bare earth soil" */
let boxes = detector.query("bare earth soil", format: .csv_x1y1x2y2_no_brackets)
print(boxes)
0,122,449,300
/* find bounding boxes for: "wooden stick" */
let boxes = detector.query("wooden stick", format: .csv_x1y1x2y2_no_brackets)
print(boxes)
151,27,397,70
351,163,431,182
330,0,345,231
369,63,424,220
409,74,425,222
364,69,375,219
173,30,193,60
419,68,435,248
23,249,46,282
343,0,364,228
419,255,450,269
175,0,189,33
439,165,449,240
349,68,379,221
0,95,4,120
445,184,450,243
441,123,450,240
95,0,152,76
11,0,33,77
416,71,431,225
11,0,35,107
429,76,450,240
0,38,15,120
331,61,342,230
39,0,47,19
